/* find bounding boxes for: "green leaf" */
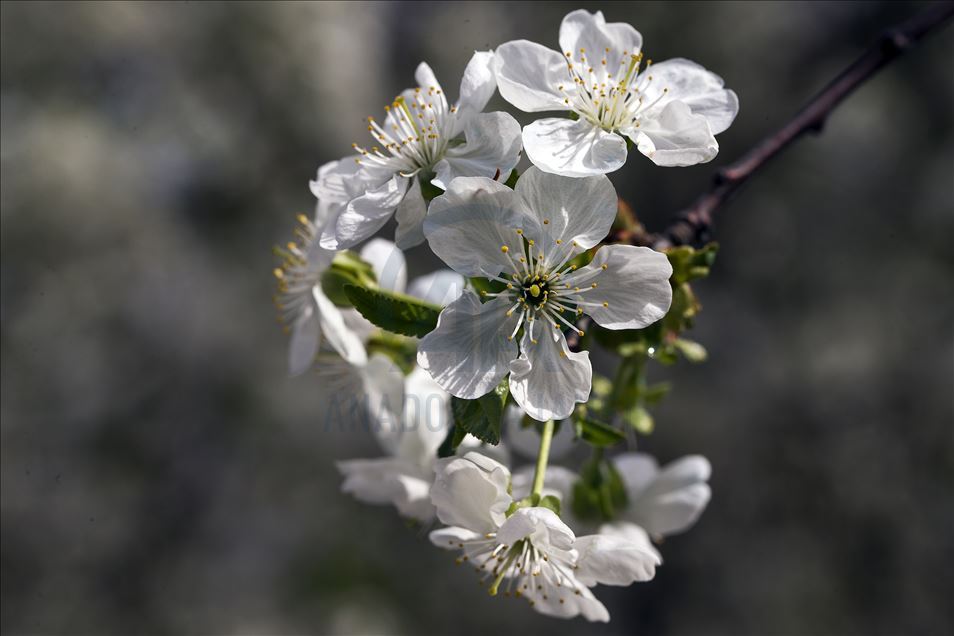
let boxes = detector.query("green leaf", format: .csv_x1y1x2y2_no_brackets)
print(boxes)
622,405,654,435
343,285,441,338
437,423,468,458
450,382,509,446
365,331,418,374
574,416,626,447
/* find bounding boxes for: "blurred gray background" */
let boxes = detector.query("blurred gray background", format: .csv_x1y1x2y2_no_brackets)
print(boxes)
2,1,952,634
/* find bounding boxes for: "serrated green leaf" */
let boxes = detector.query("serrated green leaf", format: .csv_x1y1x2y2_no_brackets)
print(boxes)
574,417,626,447
450,382,509,446
343,284,441,337
437,423,468,458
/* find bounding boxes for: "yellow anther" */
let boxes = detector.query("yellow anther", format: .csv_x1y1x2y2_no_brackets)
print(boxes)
296,214,309,225
577,330,585,336
543,218,550,225
286,242,297,251
591,282,598,288
556,239,563,245
272,268,284,279
602,302,609,308
559,351,566,358
516,229,523,235
601,264,608,270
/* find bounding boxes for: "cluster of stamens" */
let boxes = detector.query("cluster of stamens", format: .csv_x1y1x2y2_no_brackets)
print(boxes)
480,224,610,347
559,47,668,131
447,534,585,607
352,85,458,177
272,214,322,333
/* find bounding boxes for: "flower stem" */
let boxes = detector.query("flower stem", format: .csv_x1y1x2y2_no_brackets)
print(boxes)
530,419,555,499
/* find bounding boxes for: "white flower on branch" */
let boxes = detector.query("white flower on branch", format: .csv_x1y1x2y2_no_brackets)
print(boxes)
429,452,659,622
312,52,522,250
514,453,712,549
273,212,369,375
416,167,673,421
494,9,739,176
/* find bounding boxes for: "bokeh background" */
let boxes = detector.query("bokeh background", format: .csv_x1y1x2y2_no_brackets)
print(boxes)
2,1,952,634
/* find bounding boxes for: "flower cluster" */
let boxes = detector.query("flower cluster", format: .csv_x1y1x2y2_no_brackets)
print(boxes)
273,8,736,623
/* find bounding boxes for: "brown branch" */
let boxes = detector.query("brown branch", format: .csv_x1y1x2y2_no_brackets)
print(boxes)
646,2,954,249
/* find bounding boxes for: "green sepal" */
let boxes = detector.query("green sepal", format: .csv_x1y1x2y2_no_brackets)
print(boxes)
343,284,441,338
666,242,718,285
621,405,654,435
450,380,509,446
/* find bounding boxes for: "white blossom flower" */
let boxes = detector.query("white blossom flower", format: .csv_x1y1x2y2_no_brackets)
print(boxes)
494,9,739,176
312,52,523,250
429,452,659,622
337,360,452,522
512,453,712,550
273,212,370,375
417,166,673,421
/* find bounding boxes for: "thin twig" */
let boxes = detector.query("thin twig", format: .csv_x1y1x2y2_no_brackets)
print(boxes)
638,2,954,249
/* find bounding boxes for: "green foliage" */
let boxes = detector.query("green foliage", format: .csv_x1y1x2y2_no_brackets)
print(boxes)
621,405,654,434
574,416,626,447
437,423,468,458
343,285,441,338
571,457,629,523
321,250,376,306
667,242,719,285
450,381,509,446
366,331,418,375
503,169,520,189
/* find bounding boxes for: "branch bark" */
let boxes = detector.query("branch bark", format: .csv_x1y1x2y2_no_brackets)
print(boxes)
639,2,954,249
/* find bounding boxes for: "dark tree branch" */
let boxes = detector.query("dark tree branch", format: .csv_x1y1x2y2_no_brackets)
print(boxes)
644,2,954,249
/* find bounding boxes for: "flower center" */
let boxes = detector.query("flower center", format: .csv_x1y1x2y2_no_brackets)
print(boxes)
443,533,587,607
557,47,668,132
480,226,611,346
352,85,458,176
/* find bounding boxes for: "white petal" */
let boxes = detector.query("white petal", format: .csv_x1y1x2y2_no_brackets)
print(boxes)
493,40,569,112
626,100,719,167
310,156,362,204
429,526,483,550
416,291,518,399
312,286,368,365
531,578,609,622
337,458,434,522
496,506,576,551
626,455,712,536
328,174,407,249
613,452,660,497
430,452,512,533
394,177,428,250
287,303,320,377
423,177,532,278
432,112,522,190
359,238,407,294
358,354,406,454
559,9,643,63
509,328,591,422
635,58,738,135
514,165,616,251
574,245,673,330
598,521,663,562
340,308,376,343
397,366,451,465
574,529,660,586
414,61,442,93
407,270,466,306
523,118,627,177
457,50,497,116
